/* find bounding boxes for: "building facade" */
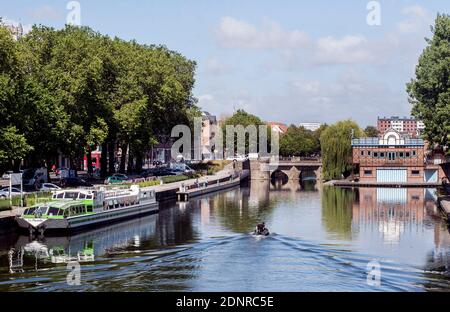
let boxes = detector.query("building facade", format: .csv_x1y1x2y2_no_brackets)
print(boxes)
299,122,321,132
377,116,425,138
352,129,441,183
201,111,217,160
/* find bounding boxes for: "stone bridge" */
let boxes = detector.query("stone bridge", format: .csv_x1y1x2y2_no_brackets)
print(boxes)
249,157,322,181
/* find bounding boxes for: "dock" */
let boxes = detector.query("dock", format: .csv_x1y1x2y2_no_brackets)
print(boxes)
143,169,249,201
330,181,442,188
176,174,243,202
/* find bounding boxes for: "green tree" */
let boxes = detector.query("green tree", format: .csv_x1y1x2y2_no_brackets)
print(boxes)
222,109,271,156
407,14,450,154
0,126,33,169
320,120,363,180
280,125,318,157
364,126,379,138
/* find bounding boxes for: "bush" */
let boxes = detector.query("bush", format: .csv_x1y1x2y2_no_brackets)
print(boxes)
161,175,190,184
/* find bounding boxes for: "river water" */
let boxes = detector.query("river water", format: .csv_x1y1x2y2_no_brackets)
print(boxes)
0,181,449,291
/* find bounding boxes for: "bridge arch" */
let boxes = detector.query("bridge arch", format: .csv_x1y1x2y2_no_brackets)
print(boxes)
270,169,289,185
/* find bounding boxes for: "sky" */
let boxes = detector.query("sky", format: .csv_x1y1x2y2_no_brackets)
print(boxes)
1,0,449,127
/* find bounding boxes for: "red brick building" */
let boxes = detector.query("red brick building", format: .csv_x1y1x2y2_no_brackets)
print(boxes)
352,129,442,183
377,116,425,138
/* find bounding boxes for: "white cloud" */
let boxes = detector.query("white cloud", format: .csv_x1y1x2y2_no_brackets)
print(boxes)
396,5,431,33
314,35,372,65
216,16,308,50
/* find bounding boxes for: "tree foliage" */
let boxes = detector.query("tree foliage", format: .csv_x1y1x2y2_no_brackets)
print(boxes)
320,120,363,180
364,126,379,138
407,14,450,153
279,125,318,157
222,109,271,155
0,24,197,175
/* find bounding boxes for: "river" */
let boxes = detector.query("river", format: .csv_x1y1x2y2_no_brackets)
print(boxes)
0,180,449,291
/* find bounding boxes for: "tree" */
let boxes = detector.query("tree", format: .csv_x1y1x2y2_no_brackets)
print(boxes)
364,126,379,138
407,14,450,154
320,120,364,180
280,125,318,157
222,109,271,156
0,126,33,169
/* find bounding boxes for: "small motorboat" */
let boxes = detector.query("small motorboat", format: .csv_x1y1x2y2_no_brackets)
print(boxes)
254,228,270,236
253,222,270,236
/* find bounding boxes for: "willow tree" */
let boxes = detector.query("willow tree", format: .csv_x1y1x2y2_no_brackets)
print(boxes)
407,14,450,154
320,120,363,180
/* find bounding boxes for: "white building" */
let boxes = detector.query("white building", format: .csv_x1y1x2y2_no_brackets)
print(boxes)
299,122,321,132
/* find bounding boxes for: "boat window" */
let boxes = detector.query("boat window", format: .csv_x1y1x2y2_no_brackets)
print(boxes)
26,207,36,215
57,193,64,199
79,193,86,199
58,209,65,216
48,207,60,216
86,205,93,213
65,192,79,199
87,195,93,200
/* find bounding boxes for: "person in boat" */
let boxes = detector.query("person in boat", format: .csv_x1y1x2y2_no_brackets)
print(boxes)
255,222,268,235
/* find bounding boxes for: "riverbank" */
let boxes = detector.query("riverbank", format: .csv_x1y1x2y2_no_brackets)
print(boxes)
0,167,248,233
326,180,442,188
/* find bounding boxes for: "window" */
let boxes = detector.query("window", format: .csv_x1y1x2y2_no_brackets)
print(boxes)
48,207,60,216
361,150,364,156
79,193,86,199
368,151,371,156
406,152,410,157
374,152,378,158
364,170,372,176
380,152,385,158
412,151,416,156
87,205,93,213
57,193,64,199
399,152,404,158
412,170,420,176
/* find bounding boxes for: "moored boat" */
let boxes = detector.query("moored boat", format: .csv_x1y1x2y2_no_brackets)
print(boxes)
16,185,158,235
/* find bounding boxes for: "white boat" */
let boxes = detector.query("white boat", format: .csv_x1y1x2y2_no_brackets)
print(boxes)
16,185,158,234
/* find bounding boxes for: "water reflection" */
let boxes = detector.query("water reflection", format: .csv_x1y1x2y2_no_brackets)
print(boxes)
321,187,354,240
0,183,450,291
352,188,439,244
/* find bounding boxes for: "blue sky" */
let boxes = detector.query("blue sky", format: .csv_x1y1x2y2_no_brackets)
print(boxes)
1,0,449,126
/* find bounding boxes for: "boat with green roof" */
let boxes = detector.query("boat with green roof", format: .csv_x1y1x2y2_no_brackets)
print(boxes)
16,185,158,235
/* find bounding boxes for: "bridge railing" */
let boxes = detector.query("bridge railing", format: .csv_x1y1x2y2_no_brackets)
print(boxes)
274,156,322,162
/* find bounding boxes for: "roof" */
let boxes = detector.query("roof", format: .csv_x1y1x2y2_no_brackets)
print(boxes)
35,200,85,209
267,122,288,133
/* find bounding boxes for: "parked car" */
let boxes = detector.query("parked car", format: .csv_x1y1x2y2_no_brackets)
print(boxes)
39,183,61,191
22,168,49,189
112,173,129,180
105,174,129,184
60,177,93,188
55,167,69,176
1,171,12,180
0,187,22,199
226,154,247,161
